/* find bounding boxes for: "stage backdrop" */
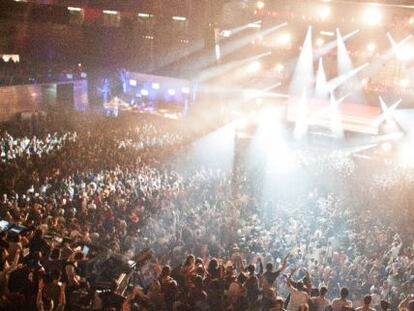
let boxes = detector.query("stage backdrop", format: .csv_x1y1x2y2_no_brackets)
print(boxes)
126,72,192,104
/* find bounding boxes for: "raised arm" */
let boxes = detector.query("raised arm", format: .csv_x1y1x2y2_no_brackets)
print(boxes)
277,253,289,273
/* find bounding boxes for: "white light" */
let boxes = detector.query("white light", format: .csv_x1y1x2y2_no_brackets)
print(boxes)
277,33,292,45
152,82,160,89
68,7,82,12
81,72,87,78
141,89,149,96
221,30,232,37
367,43,376,52
247,61,262,73
129,79,137,86
397,44,414,61
318,6,331,19
66,74,73,79
235,118,248,130
138,13,152,18
316,38,325,47
276,64,284,72
168,89,176,95
181,87,190,94
381,142,392,153
248,21,262,29
361,78,369,85
215,44,221,60
400,144,414,167
320,31,335,37
256,1,265,9
103,10,118,15
172,16,187,21
399,79,410,88
362,7,382,26
409,17,414,25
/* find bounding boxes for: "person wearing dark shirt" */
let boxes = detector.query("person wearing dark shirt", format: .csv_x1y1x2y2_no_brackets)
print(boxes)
29,229,50,257
160,265,178,311
262,254,289,291
245,264,261,309
0,231,10,250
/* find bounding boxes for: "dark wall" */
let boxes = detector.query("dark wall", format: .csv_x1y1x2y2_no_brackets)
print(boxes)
0,0,222,75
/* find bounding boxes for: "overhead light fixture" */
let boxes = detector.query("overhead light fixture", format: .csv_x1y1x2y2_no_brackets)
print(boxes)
68,7,82,12
320,31,334,37
172,16,187,21
256,1,265,10
103,10,119,15
318,6,331,19
367,43,376,52
138,13,153,18
362,7,382,26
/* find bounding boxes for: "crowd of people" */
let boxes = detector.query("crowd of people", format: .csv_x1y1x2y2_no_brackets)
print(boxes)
0,110,413,311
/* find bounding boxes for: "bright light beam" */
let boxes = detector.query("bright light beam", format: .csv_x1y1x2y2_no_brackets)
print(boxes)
364,34,413,78
197,51,272,82
315,58,329,99
314,29,359,60
329,91,344,138
387,33,414,61
373,96,402,126
294,88,309,139
289,26,314,96
327,63,369,92
336,28,366,105
190,22,288,74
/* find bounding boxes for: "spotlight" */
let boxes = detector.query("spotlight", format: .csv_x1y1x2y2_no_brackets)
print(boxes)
221,30,232,38
362,7,382,26
409,17,414,25
235,118,248,130
396,44,414,61
276,63,284,72
256,1,265,9
381,142,392,153
399,79,410,88
152,82,160,89
367,43,376,52
318,6,331,20
316,38,325,47
168,89,176,95
141,89,149,96
129,79,137,86
247,61,262,73
277,33,292,46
